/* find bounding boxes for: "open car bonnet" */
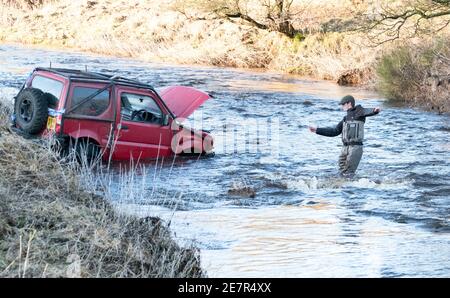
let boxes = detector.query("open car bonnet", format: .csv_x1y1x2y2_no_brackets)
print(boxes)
159,86,210,119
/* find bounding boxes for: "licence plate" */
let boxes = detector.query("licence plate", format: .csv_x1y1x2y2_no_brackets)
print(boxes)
46,117,56,131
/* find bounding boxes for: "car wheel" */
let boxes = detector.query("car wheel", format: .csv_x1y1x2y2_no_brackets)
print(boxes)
14,88,49,135
74,139,101,166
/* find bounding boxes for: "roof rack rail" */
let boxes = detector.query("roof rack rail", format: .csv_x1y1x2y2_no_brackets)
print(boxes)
33,67,155,89
32,66,176,120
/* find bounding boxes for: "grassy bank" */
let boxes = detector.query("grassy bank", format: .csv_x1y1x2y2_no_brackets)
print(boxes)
0,99,203,277
0,0,378,83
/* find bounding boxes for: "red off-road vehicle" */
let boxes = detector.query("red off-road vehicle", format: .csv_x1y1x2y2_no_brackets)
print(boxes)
12,67,214,161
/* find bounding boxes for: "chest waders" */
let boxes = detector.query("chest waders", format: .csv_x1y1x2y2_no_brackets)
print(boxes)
339,120,364,175
342,120,364,145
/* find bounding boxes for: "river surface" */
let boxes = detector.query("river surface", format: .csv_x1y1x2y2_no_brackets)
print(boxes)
1,44,449,277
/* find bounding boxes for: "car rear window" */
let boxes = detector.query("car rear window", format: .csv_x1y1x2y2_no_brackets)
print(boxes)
70,87,110,116
31,75,64,108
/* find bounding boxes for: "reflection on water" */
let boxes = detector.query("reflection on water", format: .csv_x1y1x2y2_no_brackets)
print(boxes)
122,204,449,277
1,44,449,277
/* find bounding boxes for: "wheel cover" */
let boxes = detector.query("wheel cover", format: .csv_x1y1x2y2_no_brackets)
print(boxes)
19,98,33,123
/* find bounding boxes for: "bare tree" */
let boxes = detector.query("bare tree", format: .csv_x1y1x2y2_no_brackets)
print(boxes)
263,0,295,37
363,0,450,45
175,0,296,37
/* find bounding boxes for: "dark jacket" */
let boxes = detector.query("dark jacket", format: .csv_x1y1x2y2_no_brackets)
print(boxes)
316,105,379,140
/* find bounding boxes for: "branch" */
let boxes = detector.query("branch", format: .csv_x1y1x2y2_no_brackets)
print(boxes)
432,0,450,6
361,1,450,46
225,12,269,29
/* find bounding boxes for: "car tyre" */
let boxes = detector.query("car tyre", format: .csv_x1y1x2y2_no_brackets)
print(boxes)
74,139,101,166
14,88,49,135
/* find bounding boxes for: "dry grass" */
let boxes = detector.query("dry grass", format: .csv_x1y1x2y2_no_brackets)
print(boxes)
0,100,204,278
0,0,381,82
1,0,449,110
0,97,12,128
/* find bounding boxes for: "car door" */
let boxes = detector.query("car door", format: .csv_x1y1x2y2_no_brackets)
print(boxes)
111,88,173,161
62,83,115,150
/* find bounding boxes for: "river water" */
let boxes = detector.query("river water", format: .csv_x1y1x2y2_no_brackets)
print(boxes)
1,45,449,277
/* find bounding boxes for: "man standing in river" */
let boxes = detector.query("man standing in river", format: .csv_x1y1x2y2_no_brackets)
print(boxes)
309,95,381,177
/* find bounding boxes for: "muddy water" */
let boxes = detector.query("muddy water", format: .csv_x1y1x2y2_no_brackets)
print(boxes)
1,45,449,277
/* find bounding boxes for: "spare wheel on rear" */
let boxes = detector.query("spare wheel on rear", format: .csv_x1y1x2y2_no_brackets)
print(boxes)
14,88,49,135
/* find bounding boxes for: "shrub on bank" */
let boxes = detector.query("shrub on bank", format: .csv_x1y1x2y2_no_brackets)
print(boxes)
376,38,450,113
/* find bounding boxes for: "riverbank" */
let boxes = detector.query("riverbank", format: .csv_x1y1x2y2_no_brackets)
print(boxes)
1,0,449,113
0,0,378,84
0,100,203,277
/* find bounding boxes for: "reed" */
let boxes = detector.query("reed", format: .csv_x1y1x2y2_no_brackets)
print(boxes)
0,99,204,278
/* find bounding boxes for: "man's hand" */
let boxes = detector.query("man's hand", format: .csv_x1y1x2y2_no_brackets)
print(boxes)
374,107,381,113
308,126,317,133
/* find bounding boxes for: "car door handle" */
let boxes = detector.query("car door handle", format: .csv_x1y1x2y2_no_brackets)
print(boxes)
118,124,129,130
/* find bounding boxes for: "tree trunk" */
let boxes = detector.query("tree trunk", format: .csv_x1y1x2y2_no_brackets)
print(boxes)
278,20,295,37
275,0,295,37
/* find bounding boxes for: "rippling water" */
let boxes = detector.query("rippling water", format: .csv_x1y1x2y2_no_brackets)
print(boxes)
1,45,449,277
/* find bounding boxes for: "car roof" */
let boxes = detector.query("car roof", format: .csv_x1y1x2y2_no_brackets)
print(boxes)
34,67,155,90
33,67,177,119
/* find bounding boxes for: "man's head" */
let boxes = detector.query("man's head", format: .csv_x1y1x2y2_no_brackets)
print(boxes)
340,95,355,111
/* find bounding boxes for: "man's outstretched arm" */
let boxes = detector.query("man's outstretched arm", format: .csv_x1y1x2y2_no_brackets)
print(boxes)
363,107,381,117
310,119,344,137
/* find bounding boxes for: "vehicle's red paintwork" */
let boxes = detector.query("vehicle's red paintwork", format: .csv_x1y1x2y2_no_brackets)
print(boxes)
28,71,69,111
111,87,174,161
26,71,68,137
159,86,210,119
62,82,115,151
26,71,213,161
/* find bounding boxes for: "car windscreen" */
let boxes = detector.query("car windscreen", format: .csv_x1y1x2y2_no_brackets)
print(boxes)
121,92,162,117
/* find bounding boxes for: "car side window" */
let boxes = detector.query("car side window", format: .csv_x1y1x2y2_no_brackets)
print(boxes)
70,87,110,116
120,92,162,124
31,75,63,108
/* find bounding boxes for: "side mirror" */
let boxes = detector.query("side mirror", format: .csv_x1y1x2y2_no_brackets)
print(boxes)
162,114,169,126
